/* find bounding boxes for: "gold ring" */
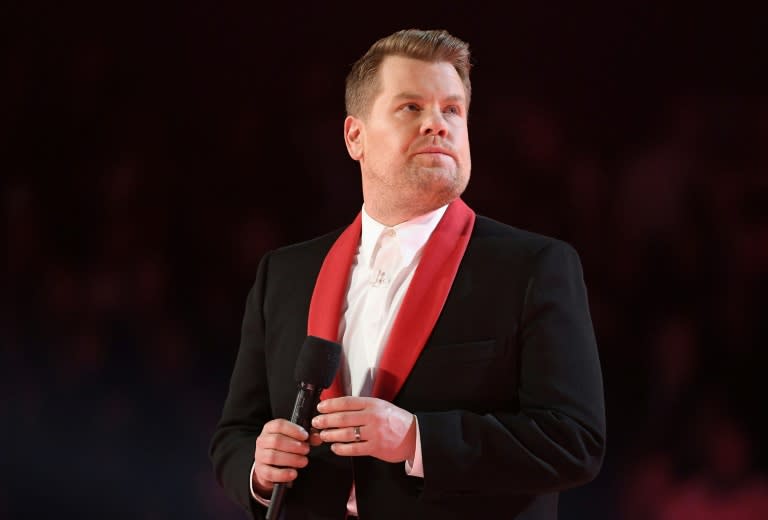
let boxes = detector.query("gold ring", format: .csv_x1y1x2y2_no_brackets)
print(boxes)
353,425,361,442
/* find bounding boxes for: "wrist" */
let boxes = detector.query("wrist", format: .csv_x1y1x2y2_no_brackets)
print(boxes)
251,464,273,499
406,414,417,464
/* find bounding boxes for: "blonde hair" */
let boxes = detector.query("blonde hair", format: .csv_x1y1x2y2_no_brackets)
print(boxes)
345,29,472,118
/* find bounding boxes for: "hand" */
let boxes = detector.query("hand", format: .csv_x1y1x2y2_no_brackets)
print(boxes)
311,396,417,463
252,419,310,497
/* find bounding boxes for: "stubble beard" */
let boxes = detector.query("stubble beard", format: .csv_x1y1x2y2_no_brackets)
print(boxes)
390,162,469,218
411,164,465,203
363,158,470,224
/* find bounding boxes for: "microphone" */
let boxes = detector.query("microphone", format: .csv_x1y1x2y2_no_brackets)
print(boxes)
265,336,341,520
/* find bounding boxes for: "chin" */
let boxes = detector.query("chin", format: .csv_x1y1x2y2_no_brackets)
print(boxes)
428,171,468,197
426,182,466,208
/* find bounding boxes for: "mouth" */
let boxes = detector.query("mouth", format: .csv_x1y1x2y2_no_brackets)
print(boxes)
414,146,455,159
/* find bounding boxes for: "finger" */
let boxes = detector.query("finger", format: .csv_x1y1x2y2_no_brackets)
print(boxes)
312,410,364,430
309,429,323,447
262,419,309,440
256,432,310,455
255,465,300,486
317,396,369,413
319,425,364,444
330,441,370,457
255,448,309,469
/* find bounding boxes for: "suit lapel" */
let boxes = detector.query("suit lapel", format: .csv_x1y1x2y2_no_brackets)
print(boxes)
309,200,476,401
372,199,475,401
307,213,361,399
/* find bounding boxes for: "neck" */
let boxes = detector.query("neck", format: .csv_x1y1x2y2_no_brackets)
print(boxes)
362,192,457,226
363,201,446,227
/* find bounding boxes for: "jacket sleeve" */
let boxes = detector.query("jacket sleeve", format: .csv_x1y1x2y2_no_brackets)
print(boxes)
209,252,272,519
417,240,606,498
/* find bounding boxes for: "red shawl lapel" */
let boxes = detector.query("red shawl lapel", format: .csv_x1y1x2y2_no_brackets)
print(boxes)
308,199,476,402
306,212,362,400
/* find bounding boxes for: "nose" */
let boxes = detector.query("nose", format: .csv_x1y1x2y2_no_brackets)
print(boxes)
420,107,448,138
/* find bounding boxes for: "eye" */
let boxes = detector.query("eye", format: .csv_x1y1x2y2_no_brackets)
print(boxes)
402,103,421,112
444,105,461,115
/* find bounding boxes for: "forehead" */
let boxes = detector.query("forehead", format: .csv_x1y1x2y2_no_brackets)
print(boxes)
375,55,465,102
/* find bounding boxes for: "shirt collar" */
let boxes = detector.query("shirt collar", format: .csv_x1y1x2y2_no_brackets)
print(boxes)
360,204,449,269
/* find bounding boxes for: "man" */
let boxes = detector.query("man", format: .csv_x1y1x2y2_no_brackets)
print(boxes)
210,29,606,520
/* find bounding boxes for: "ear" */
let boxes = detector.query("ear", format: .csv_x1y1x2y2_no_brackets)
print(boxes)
344,115,364,161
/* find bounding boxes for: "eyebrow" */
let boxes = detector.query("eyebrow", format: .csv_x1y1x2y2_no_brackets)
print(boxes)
393,92,465,104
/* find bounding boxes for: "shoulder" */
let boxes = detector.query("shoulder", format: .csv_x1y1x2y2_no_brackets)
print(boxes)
471,214,580,262
250,227,347,297
267,227,345,264
254,227,346,283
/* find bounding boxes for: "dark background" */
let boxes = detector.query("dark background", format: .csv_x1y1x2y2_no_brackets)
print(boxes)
3,2,767,518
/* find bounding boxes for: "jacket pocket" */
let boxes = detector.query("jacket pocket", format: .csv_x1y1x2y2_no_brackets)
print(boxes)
416,339,498,364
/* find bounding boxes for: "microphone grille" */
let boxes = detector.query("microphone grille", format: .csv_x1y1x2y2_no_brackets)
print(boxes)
294,336,342,388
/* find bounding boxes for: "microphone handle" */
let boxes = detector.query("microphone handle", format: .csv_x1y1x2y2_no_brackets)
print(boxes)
265,485,287,520
265,382,320,520
290,381,319,429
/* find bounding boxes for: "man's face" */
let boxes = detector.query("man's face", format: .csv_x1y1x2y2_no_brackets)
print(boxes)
345,55,471,223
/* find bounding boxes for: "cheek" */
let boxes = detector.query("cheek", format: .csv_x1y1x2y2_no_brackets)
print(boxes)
458,134,469,152
367,127,400,154
457,133,471,160
365,122,419,162
379,133,411,159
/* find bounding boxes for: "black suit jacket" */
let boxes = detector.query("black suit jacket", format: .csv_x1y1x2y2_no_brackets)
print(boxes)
210,215,606,520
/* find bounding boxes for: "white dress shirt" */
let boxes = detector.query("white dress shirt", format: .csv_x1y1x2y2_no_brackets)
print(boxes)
251,203,448,510
338,203,448,400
